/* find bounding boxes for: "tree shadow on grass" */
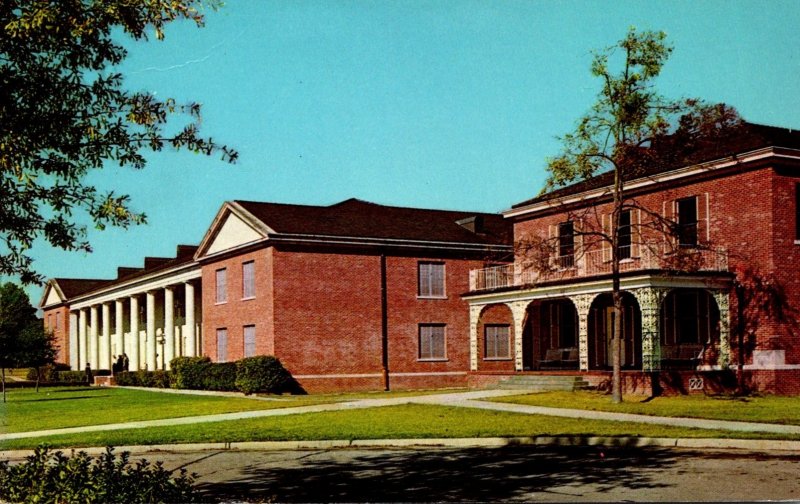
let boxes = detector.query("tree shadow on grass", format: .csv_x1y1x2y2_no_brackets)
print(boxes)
198,442,676,502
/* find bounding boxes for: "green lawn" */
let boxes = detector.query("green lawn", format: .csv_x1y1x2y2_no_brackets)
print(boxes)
0,386,464,434
493,390,800,425
4,403,798,450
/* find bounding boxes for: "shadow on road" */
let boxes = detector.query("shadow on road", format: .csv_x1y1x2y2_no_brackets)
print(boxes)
198,443,676,502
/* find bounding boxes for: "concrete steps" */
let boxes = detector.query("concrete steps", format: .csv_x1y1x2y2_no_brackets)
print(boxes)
493,375,592,392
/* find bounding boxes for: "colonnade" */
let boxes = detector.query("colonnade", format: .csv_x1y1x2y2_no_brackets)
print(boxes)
69,282,200,371
469,286,731,373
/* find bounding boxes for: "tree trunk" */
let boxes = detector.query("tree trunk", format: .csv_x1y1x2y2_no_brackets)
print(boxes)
35,367,40,393
2,367,5,403
610,161,624,404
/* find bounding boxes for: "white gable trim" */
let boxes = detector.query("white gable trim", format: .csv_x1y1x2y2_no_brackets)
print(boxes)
40,282,65,308
195,202,274,260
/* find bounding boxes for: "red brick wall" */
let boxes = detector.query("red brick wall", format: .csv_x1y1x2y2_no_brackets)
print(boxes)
512,164,800,369
43,306,70,365
201,247,274,362
476,303,515,372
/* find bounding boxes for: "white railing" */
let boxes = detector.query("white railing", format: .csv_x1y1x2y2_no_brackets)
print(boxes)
469,245,729,292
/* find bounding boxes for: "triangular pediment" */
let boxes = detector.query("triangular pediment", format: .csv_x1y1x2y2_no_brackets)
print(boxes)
196,202,273,259
40,282,65,308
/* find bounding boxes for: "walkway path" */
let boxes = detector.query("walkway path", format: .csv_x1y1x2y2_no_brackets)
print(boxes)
4,388,800,442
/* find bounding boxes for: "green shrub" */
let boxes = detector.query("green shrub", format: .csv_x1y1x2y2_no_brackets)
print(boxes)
170,356,211,390
57,370,88,383
235,355,291,394
0,446,198,503
202,362,238,391
27,363,70,382
114,371,171,388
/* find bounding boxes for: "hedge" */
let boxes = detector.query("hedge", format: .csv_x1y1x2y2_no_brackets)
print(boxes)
114,370,170,388
58,371,89,383
235,356,291,394
26,363,70,382
170,356,211,390
202,362,238,391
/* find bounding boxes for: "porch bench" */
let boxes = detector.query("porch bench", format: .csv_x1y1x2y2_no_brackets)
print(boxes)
538,347,579,369
661,344,703,369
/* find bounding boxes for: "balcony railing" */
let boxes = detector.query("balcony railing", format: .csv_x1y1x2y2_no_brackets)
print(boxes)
469,245,729,292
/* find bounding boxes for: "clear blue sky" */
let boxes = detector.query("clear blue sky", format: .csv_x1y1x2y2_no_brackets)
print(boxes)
18,0,800,303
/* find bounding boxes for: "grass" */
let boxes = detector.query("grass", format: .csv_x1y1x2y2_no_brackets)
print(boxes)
492,390,800,425
4,403,799,451
0,386,457,434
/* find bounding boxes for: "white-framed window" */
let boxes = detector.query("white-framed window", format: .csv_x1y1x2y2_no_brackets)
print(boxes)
215,268,227,304
216,328,228,362
419,324,446,360
484,325,511,360
418,262,445,298
55,312,61,331
243,325,256,358
617,210,632,259
242,261,255,299
557,221,575,268
677,196,698,247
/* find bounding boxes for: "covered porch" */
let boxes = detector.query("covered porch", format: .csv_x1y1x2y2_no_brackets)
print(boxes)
466,273,732,376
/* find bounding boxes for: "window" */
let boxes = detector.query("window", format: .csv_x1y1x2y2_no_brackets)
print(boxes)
795,183,800,241
677,197,698,247
215,268,227,303
216,328,228,362
558,221,575,268
242,261,255,299
617,210,632,259
243,325,256,357
55,312,61,331
484,325,511,359
418,263,445,298
419,324,446,360
46,314,51,331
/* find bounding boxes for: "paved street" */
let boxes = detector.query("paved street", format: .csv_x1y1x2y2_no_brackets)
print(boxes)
145,445,800,502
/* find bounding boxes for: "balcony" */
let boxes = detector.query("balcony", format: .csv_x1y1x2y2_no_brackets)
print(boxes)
469,245,729,292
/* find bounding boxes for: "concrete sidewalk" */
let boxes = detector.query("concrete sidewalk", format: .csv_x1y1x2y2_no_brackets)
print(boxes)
4,388,800,445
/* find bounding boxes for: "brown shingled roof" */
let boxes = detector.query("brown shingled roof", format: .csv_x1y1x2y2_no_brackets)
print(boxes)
235,198,512,246
53,278,113,299
512,122,800,209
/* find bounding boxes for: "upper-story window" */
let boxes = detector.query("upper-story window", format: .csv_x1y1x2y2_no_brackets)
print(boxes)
795,183,800,242
242,261,255,299
557,221,575,268
215,268,227,304
55,312,61,331
418,262,445,298
617,210,632,259
677,196,698,247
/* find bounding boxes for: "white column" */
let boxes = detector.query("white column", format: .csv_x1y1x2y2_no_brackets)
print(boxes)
632,287,669,372
146,291,156,370
164,286,175,369
69,311,79,369
469,304,483,371
185,282,196,357
569,294,595,371
129,295,140,370
115,299,124,364
101,303,111,369
78,308,88,368
509,301,528,372
712,291,732,369
89,305,99,371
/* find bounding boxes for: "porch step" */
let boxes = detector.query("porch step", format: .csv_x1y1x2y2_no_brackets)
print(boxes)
493,375,592,392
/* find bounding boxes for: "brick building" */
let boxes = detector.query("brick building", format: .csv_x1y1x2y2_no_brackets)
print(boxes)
41,198,511,392
465,123,800,394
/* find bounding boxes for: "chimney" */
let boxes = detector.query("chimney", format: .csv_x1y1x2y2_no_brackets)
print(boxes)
456,215,484,234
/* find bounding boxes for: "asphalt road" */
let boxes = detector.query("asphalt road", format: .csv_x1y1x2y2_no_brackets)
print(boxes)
141,445,800,502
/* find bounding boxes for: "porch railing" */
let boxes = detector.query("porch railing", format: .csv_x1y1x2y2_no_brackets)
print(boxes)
469,245,729,292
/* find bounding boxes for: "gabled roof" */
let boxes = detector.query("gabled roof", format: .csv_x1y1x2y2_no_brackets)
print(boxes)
512,122,800,209
40,278,112,308
195,198,513,259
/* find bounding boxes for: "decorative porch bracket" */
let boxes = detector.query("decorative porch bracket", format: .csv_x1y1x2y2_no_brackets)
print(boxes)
712,291,732,369
568,294,594,371
632,287,669,372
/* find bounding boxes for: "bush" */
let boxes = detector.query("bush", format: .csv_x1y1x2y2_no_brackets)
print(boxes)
0,446,199,503
27,363,70,382
114,371,170,388
170,356,211,390
202,362,238,391
235,356,291,394
57,370,88,383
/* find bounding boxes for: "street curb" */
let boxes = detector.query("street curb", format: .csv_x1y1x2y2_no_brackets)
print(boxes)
3,436,800,459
